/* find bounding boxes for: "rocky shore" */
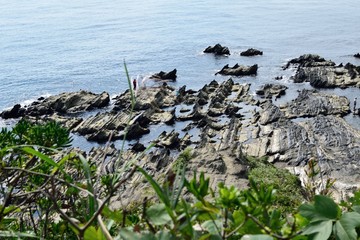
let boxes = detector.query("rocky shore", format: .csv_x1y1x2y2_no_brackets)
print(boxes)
1,52,360,202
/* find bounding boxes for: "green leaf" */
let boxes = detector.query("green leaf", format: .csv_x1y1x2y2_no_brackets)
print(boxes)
334,212,360,240
302,220,333,240
241,234,274,240
299,195,339,222
146,203,172,226
201,220,222,235
21,146,59,168
351,205,360,214
137,166,170,208
78,154,96,217
118,229,156,240
156,230,176,240
0,231,39,238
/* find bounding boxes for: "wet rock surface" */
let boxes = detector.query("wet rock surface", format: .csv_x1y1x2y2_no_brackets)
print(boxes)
203,43,230,55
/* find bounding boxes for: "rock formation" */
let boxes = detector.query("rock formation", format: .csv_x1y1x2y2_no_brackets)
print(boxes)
284,54,360,88
203,43,230,55
150,69,177,81
216,64,258,76
240,48,263,56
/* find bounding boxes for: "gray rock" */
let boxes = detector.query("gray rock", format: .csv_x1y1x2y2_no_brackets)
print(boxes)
280,89,350,118
203,43,230,55
255,84,288,99
216,64,258,76
240,48,263,56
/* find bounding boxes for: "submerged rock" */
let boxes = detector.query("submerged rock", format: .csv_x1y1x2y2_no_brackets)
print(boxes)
203,43,230,55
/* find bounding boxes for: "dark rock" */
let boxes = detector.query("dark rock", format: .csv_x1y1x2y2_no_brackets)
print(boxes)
255,84,288,99
126,122,150,140
1,104,25,119
216,64,258,76
155,130,180,148
132,142,146,152
240,48,263,56
150,69,177,81
203,43,230,55
292,62,360,88
283,54,335,70
354,53,360,59
280,89,350,118
3,91,111,119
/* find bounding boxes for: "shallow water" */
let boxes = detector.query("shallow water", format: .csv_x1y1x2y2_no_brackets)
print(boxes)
1,0,359,135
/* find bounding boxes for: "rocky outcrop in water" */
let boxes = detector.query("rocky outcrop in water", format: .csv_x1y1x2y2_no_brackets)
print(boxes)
0,90,110,119
283,54,335,70
285,54,360,88
150,69,177,81
203,43,230,55
240,48,263,56
216,64,258,76
354,53,360,59
255,84,287,99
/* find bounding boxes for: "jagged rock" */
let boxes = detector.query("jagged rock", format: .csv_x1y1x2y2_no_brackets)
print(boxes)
283,54,335,70
1,104,26,119
132,142,146,152
255,84,288,99
1,91,110,119
285,55,360,88
203,43,230,55
216,64,258,76
126,122,150,140
113,85,177,111
259,102,285,125
155,130,180,148
354,53,360,59
150,69,177,81
27,114,83,130
280,89,350,118
177,103,206,121
144,108,176,125
240,48,263,56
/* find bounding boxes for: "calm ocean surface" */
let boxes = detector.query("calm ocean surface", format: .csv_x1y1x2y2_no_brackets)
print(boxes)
1,0,359,127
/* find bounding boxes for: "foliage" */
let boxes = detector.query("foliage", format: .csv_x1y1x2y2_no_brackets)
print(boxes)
0,118,72,149
247,156,304,213
302,157,335,201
